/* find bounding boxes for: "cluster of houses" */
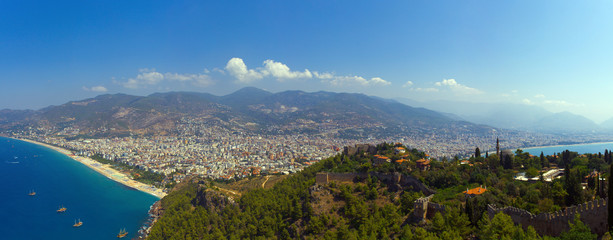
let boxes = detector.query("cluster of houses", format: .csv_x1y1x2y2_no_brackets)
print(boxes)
371,146,432,171
364,144,606,198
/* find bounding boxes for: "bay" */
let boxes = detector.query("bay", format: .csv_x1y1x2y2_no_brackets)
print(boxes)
523,142,613,156
0,137,158,240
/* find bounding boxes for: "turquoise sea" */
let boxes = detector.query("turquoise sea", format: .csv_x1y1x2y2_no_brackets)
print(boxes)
523,142,613,156
0,137,158,240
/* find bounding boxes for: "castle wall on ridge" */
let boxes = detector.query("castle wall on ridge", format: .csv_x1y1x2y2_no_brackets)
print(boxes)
487,198,608,236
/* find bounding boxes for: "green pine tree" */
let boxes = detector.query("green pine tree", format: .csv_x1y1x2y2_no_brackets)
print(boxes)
540,151,548,168
609,163,613,232
560,214,597,240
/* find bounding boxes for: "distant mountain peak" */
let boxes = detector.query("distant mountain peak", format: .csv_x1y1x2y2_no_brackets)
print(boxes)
228,87,272,96
0,89,489,139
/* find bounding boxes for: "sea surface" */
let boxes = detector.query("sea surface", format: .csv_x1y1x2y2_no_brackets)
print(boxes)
0,137,158,240
523,142,613,156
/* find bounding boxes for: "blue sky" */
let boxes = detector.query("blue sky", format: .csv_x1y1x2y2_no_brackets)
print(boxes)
1,1,613,122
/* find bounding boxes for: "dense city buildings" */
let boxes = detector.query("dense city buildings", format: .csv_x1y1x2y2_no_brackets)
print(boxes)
7,117,567,182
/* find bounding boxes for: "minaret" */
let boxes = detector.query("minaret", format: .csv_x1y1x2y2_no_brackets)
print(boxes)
496,137,500,156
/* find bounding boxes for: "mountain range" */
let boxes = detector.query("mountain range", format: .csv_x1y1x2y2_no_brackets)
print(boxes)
0,87,499,139
396,98,609,134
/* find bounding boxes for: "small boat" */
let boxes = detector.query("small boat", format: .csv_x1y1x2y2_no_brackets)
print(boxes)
117,228,128,238
28,190,36,196
57,205,67,213
73,219,83,227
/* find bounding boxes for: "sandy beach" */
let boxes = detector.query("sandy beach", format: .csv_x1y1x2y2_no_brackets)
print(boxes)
17,138,166,198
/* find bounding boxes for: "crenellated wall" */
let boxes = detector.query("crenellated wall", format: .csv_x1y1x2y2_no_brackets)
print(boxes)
488,198,608,236
413,195,434,222
412,195,447,222
413,195,609,236
315,172,368,185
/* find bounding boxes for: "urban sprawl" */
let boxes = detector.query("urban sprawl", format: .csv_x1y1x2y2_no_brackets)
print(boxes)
8,119,571,183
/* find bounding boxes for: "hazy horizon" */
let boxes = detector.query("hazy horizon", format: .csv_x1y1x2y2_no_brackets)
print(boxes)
2,1,613,122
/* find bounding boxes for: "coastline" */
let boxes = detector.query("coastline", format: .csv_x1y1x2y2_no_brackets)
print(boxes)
16,138,166,199
521,141,613,151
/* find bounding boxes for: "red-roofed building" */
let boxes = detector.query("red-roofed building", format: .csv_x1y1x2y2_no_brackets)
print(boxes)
463,186,487,197
416,158,431,171
395,147,406,154
373,155,391,166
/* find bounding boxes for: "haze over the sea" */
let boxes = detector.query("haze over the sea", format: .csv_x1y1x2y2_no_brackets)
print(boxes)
0,137,158,240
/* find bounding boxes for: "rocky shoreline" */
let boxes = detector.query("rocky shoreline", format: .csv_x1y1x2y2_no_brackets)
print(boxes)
136,201,163,239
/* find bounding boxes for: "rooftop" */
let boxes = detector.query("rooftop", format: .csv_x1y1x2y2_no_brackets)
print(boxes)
463,186,487,195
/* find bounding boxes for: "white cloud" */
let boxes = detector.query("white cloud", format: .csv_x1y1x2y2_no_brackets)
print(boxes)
522,98,534,105
314,71,390,86
402,81,414,88
165,73,212,86
369,77,390,86
120,69,164,88
225,57,389,87
117,58,391,90
122,78,140,89
434,79,482,94
501,90,520,97
313,72,334,79
540,99,586,108
164,73,193,82
140,72,164,85
323,75,391,86
534,94,545,98
91,86,108,92
120,69,213,89
225,58,264,83
83,86,108,92
212,68,225,74
413,87,439,92
544,100,570,106
262,59,312,80
192,75,214,87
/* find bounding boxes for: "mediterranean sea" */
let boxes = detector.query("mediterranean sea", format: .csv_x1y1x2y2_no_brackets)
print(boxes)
523,142,613,156
0,137,158,240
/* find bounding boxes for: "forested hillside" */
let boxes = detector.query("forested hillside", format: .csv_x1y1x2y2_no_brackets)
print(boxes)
147,143,602,239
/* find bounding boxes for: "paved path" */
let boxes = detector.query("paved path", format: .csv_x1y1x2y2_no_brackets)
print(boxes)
261,175,271,188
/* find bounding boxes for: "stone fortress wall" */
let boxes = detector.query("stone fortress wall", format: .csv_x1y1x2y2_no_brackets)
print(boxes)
413,195,447,222
487,198,607,236
414,195,608,237
343,144,377,156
